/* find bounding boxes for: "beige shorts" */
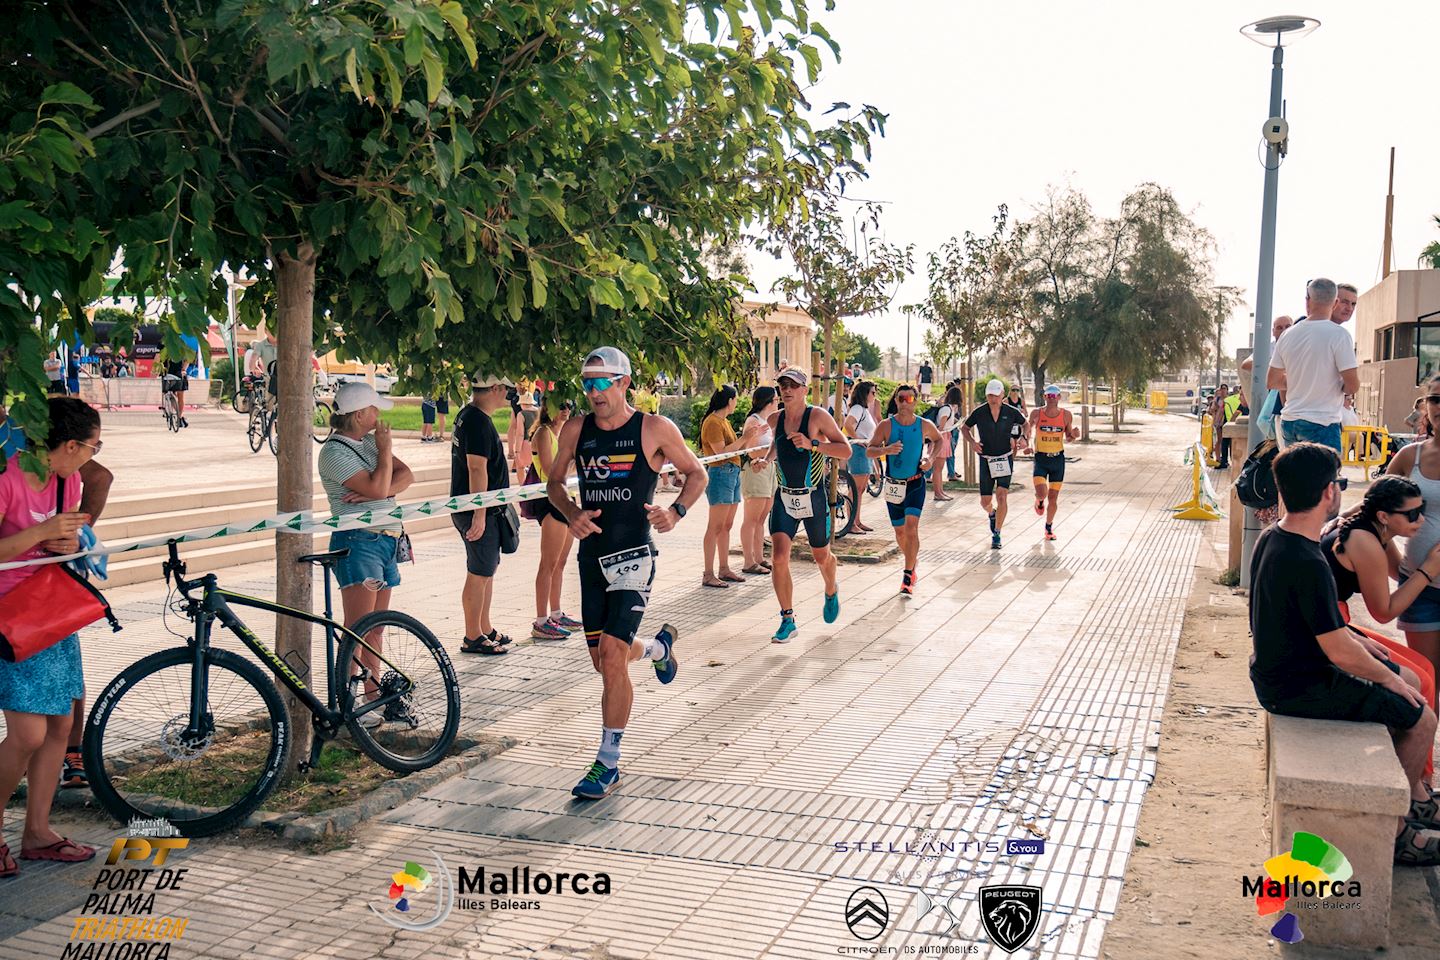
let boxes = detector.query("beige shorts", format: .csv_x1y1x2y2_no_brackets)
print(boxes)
741,460,777,499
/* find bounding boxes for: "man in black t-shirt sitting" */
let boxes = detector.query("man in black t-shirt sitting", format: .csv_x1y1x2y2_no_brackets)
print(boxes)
1250,442,1440,866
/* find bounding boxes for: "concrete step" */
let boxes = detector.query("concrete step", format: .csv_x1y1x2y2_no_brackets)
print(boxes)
101,513,458,588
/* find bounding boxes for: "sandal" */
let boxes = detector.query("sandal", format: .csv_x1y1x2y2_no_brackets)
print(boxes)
719,571,746,583
460,632,510,655
702,577,729,589
741,564,769,575
0,843,16,878
1394,818,1440,866
1411,794,1440,826
20,837,95,863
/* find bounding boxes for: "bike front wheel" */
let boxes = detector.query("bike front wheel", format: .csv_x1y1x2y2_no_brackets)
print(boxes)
338,610,460,773
831,472,859,540
84,646,291,838
866,466,883,498
231,388,252,415
267,410,279,455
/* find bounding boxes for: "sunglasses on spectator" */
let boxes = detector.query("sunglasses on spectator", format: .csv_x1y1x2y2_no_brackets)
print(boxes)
582,377,615,393
1426,396,1440,404
1393,503,1426,522
1332,476,1348,492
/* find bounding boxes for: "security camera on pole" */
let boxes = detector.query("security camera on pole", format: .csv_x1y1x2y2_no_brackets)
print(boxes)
1238,14,1320,589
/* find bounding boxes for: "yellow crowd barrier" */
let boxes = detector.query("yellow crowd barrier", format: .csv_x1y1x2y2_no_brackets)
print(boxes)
1199,414,1220,468
1340,425,1391,473
1173,442,1223,521
1148,391,1169,412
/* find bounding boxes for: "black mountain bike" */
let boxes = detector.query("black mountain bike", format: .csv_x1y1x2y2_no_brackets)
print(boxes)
84,541,460,837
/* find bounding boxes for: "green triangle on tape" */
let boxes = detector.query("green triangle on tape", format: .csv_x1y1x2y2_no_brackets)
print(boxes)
285,515,303,530
323,516,340,528
247,519,269,532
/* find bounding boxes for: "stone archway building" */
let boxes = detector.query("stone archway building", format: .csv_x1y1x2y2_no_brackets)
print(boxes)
743,301,815,383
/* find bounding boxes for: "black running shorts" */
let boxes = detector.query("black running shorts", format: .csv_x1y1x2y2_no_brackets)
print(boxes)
1256,660,1423,732
769,486,832,549
979,456,1014,497
1033,452,1065,487
579,548,655,647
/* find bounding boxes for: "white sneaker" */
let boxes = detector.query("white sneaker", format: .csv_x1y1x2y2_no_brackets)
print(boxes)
357,709,383,730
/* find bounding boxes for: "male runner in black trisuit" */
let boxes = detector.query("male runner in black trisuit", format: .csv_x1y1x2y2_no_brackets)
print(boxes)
547,347,707,799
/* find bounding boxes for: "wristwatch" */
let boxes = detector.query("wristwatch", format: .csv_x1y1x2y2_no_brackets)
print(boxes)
670,502,688,520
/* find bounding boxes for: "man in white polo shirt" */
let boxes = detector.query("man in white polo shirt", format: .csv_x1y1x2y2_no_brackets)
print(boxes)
1267,278,1358,454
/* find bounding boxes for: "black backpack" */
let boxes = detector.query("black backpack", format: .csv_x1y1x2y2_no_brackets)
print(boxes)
1235,440,1279,510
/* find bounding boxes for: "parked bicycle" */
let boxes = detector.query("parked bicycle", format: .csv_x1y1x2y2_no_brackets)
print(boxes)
246,377,332,454
84,541,461,837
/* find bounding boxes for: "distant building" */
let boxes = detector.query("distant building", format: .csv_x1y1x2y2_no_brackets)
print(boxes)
1354,270,1440,431
744,301,815,383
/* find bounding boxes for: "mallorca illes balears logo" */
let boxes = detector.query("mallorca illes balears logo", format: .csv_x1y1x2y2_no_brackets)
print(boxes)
371,855,611,929
371,852,454,930
1243,832,1360,944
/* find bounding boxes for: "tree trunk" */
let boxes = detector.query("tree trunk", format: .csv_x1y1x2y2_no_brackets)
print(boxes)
1031,361,1046,407
273,243,317,777
1112,378,1121,432
962,343,976,484
1079,373,1091,442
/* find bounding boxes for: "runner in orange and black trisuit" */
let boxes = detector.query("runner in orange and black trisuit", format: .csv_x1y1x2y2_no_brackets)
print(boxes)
1022,385,1081,542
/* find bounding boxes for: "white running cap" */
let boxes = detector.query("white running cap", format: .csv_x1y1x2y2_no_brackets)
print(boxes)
583,346,631,377
334,381,394,414
985,379,1005,396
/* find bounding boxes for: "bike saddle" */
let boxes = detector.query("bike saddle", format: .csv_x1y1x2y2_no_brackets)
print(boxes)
297,548,350,566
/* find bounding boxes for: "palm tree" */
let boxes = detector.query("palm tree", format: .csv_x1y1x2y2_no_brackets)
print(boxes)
1420,215,1440,269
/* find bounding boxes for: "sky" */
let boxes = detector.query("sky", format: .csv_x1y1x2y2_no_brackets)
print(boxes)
745,0,1440,361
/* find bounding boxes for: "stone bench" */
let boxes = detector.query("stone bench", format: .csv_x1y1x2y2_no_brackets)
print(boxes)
1267,713,1410,947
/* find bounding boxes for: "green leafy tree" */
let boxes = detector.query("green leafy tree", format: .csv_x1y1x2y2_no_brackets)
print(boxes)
811,322,881,372
1420,215,1440,269
767,188,912,414
6,0,882,770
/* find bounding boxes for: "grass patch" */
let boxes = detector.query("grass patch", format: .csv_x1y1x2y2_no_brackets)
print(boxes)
379,405,511,434
1217,567,1240,587
260,744,394,814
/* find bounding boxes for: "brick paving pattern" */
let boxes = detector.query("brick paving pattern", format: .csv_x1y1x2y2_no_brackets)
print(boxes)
1,412,1203,959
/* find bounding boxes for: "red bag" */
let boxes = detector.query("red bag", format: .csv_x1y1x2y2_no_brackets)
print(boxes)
0,476,121,663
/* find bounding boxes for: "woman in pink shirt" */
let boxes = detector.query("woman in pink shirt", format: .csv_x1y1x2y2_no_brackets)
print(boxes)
0,397,100,877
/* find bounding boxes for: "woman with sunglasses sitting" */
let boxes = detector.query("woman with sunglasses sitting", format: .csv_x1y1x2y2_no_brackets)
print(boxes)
1325,475,1440,790
1385,375,1440,685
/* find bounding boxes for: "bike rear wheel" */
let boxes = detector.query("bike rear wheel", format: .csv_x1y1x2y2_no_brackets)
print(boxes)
247,405,266,452
338,611,460,773
231,388,252,415
312,398,333,443
267,410,279,455
866,466,883,498
84,646,290,838
831,472,859,540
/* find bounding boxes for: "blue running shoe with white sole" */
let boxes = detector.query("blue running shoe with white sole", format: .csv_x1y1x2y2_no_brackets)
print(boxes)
773,616,798,643
823,591,840,624
572,761,621,799
653,623,679,684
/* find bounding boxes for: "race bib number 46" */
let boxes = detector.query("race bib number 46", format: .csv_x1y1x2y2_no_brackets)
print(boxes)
780,486,814,519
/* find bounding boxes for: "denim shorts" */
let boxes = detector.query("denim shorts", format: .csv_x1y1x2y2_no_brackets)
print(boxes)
706,462,742,505
847,441,873,476
329,529,402,591
1397,576,1440,632
1279,418,1342,453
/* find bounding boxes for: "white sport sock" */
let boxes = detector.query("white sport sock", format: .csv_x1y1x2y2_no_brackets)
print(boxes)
640,634,665,661
597,727,624,768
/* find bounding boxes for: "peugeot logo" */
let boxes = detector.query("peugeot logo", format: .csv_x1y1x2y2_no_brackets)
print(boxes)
845,886,889,941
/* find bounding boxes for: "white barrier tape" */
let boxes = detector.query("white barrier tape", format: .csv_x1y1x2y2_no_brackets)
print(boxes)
0,443,777,571
1191,442,1222,507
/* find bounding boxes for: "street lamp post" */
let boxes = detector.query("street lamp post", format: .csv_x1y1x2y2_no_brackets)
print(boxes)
1239,14,1319,589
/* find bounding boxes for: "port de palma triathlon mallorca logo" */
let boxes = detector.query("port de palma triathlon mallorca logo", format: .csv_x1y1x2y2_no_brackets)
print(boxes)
371,852,454,930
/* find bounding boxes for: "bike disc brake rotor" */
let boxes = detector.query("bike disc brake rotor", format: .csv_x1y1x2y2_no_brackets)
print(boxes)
159,714,214,761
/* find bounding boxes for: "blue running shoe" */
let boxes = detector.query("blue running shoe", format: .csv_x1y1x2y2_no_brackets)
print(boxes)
653,623,679,684
773,616,798,644
991,532,1002,550
572,761,621,800
823,591,840,624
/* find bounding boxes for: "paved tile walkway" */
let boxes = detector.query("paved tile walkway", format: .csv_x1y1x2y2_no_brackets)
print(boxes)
1,412,1206,959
